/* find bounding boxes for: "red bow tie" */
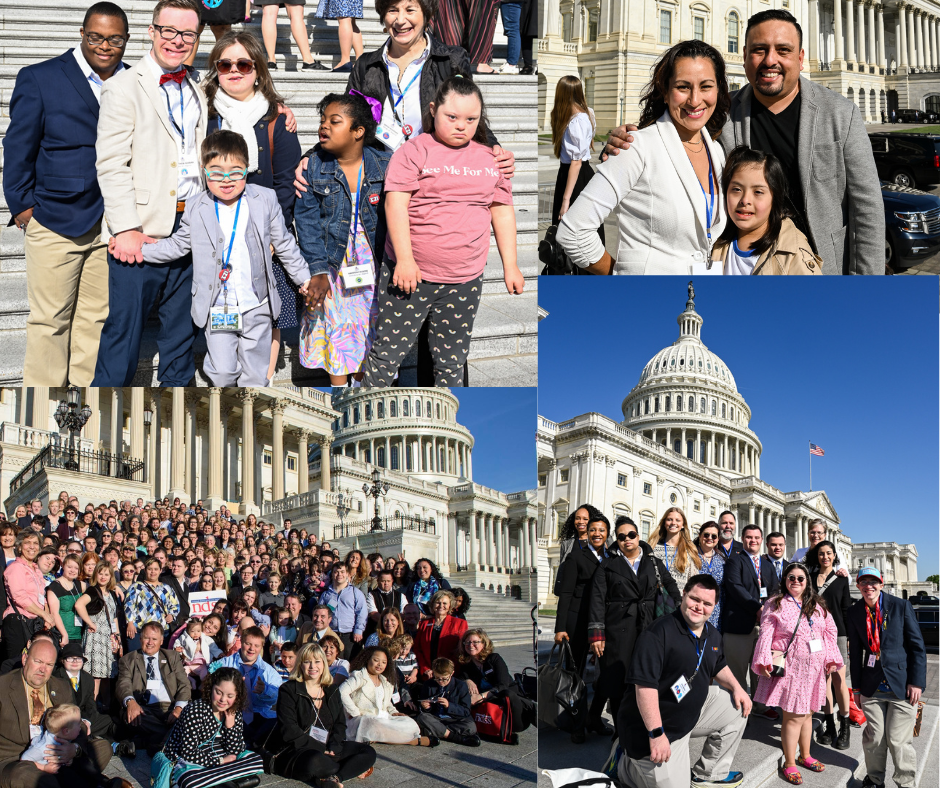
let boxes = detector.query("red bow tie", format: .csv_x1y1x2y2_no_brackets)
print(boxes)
159,69,187,86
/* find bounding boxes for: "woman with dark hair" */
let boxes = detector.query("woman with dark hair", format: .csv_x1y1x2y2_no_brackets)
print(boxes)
806,541,853,750
123,557,180,651
272,643,377,785
405,558,452,615
587,517,679,734
161,666,265,788
557,504,594,567
201,613,229,657
391,560,411,589
694,521,726,629
364,607,405,648
752,562,843,784
557,39,731,274
451,588,471,620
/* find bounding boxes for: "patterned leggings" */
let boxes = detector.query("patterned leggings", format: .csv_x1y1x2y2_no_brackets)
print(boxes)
362,264,483,386
433,0,502,65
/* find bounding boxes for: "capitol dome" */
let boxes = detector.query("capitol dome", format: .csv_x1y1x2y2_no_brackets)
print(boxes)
327,388,475,484
621,284,762,478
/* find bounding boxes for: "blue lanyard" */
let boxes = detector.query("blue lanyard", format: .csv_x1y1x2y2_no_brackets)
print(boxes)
392,64,424,115
162,81,186,147
215,196,242,297
786,594,811,629
699,141,715,240
699,552,714,573
663,545,673,573
351,162,363,241
685,624,707,680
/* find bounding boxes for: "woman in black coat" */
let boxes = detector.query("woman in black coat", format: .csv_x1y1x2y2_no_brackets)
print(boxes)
273,642,377,784
588,517,680,729
456,629,530,733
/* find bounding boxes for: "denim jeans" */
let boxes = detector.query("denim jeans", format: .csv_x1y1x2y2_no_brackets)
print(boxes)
501,2,522,64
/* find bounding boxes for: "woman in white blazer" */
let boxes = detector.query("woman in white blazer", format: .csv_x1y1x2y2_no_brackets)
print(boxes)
556,40,731,275
339,646,432,746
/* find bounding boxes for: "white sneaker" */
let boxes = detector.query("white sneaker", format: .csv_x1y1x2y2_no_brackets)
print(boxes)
499,63,520,74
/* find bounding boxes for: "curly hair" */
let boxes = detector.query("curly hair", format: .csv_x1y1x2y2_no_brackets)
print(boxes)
413,557,444,581
351,645,396,682
201,666,249,711
317,92,377,145
457,628,493,664
558,504,603,542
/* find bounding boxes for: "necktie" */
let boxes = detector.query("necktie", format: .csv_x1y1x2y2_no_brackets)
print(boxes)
775,561,782,580
147,656,156,681
752,555,761,579
70,676,79,692
30,689,44,726
159,70,186,86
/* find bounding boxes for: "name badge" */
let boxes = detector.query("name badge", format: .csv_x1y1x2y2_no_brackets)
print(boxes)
308,725,328,744
759,587,767,599
376,121,405,152
209,306,241,332
340,263,375,289
670,675,691,702
867,654,877,668
690,260,722,276
391,691,401,704
179,152,199,180
74,615,84,628
808,639,822,653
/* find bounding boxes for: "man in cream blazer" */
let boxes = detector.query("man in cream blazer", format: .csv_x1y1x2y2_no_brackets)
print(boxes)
93,0,207,385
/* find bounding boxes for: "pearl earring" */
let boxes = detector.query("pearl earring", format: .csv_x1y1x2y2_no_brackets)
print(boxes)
255,79,259,85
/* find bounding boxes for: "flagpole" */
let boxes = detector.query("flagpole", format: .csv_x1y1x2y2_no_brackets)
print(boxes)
809,440,812,492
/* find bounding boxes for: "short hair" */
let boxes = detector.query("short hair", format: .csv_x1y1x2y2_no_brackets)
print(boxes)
614,516,636,529
312,604,332,617
432,657,455,675
43,704,81,735
319,633,343,654
683,573,720,598
152,0,201,25
377,569,394,580
745,9,803,49
280,641,298,655
808,518,826,531
241,625,265,644
718,510,735,522
201,130,249,169
317,93,377,145
202,666,249,711
429,589,456,610
375,0,438,24
742,524,762,537
140,620,165,637
766,531,786,543
14,530,41,556
83,1,129,32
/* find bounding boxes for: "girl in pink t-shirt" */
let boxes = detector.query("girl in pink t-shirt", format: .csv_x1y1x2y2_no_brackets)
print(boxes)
361,76,524,386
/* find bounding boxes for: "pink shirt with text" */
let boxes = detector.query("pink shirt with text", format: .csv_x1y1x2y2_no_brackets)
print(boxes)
383,133,513,283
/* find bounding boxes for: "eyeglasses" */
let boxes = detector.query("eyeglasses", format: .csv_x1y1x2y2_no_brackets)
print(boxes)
152,24,198,44
215,58,255,75
700,533,719,540
203,168,248,182
465,640,484,646
617,532,639,541
786,575,807,583
84,32,127,47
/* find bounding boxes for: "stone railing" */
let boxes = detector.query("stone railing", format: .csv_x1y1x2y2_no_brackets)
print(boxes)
538,416,558,433
262,489,365,516
0,422,94,453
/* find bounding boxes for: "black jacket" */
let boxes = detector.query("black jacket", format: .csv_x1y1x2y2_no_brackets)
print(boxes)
811,570,852,637
52,665,114,738
457,652,514,695
160,571,190,626
273,681,348,763
554,542,607,665
346,34,498,148
415,675,472,719
722,551,781,635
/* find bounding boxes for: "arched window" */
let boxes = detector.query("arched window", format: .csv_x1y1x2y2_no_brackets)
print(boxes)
699,397,706,413
426,400,432,417
665,395,671,412
686,440,694,459
353,406,360,424
676,396,683,412
365,403,372,420
415,400,421,417
711,400,717,416
728,11,739,53
688,396,694,411
673,439,681,453
342,411,349,427
644,400,650,415
390,400,398,417
403,399,410,416
721,402,726,418
377,401,385,418
439,447,445,469
391,446,399,470
654,396,660,413
436,403,441,419
377,447,386,467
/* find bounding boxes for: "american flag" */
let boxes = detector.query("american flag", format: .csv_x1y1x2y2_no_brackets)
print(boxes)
809,443,825,456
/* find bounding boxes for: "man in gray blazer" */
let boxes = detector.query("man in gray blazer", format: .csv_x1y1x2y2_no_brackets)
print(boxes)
606,9,884,275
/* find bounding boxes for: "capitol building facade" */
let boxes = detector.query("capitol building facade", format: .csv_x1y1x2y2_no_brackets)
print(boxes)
536,287,927,607
0,387,538,601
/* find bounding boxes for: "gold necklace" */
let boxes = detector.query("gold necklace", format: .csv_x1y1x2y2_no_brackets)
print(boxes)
683,137,704,152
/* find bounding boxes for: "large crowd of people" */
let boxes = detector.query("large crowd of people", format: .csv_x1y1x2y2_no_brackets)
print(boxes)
0,492,534,788
3,0,527,389
553,504,927,788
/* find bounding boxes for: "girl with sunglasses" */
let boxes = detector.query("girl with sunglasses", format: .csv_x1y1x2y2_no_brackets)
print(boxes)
694,521,726,630
752,562,843,785
587,516,680,730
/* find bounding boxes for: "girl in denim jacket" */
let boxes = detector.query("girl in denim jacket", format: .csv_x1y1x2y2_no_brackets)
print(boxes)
295,92,391,385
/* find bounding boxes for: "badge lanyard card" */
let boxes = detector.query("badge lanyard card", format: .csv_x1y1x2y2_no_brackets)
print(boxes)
308,696,329,744
672,625,707,702
690,143,721,276
163,81,198,180
340,163,375,290
210,197,242,333
376,64,423,150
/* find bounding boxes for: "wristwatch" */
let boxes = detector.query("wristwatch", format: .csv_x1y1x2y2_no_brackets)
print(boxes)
647,727,665,739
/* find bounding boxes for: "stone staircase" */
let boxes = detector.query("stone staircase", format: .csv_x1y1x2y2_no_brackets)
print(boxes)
462,585,537,649
0,1,538,386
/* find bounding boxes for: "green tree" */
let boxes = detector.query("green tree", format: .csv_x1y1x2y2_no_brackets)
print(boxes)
926,574,938,589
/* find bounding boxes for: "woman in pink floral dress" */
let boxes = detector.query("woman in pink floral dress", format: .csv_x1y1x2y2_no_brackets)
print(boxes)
752,562,843,785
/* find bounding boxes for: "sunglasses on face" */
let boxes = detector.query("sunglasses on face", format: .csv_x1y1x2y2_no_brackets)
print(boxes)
700,533,718,540
616,532,639,541
786,575,807,583
215,58,255,75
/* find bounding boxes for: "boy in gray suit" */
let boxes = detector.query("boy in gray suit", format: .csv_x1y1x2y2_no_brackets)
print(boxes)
124,131,311,385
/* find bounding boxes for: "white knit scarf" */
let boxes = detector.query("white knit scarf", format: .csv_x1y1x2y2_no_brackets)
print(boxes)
213,89,270,173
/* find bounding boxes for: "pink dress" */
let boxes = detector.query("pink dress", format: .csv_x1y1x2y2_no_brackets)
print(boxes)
752,597,843,714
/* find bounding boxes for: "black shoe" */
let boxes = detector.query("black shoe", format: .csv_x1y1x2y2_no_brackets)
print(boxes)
460,734,481,747
570,729,586,744
519,65,536,75
816,714,835,746
331,63,353,72
302,61,329,70
233,778,260,788
427,735,440,747
267,61,277,70
861,778,885,788
586,716,614,736
834,715,851,750
115,740,136,758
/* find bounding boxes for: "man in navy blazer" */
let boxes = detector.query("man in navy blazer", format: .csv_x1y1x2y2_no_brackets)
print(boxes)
716,510,745,560
1,2,129,386
721,524,781,719
847,567,925,788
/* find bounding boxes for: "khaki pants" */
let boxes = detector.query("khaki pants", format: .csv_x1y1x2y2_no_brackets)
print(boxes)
619,685,749,788
861,692,918,787
723,627,767,711
23,217,108,386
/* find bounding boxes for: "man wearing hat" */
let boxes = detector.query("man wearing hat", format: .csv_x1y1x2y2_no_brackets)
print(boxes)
846,566,926,788
54,643,134,757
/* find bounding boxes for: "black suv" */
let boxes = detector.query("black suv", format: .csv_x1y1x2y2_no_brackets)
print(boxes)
869,132,940,188
882,181,940,270
895,108,926,123
909,593,938,651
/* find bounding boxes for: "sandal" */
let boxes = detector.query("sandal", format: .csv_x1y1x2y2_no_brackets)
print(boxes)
796,756,825,772
779,767,802,785
357,767,374,779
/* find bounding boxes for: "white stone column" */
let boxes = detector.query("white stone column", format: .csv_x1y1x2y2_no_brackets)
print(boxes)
908,8,917,69
469,511,479,567
544,460,557,538
167,388,186,501
529,519,537,567
847,0,857,61
30,387,48,430
83,387,100,447
272,402,285,501
184,392,197,501
239,391,256,509
900,3,909,66
917,11,925,68
931,15,938,68
868,2,877,67
206,389,223,506
520,519,529,568
130,388,144,464
858,0,867,63
877,4,886,66
834,0,845,61
496,517,504,566
297,431,309,494
319,435,332,491
808,0,820,65
695,429,701,463
110,388,123,457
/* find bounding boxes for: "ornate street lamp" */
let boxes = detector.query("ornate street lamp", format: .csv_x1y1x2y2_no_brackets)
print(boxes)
54,386,91,471
336,487,352,536
363,467,390,532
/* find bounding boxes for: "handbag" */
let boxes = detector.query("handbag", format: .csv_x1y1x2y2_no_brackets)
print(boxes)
514,666,537,700
769,604,803,678
4,572,60,646
472,694,516,744
650,559,678,620
537,639,585,731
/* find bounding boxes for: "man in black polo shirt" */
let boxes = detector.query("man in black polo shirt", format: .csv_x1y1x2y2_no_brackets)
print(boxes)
617,574,751,788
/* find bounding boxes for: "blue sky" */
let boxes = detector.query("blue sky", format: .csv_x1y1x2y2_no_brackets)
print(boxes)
315,388,537,494
538,278,940,579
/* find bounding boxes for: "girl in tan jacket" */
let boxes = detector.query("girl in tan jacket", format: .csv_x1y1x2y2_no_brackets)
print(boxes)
711,147,823,275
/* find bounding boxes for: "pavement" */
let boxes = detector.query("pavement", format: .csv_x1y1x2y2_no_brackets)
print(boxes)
102,643,537,788
535,616,940,788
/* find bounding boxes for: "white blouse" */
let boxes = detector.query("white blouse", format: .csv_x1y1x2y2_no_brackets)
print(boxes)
560,109,596,163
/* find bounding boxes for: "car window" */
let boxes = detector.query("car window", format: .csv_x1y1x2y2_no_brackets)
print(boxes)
893,139,927,156
870,137,888,153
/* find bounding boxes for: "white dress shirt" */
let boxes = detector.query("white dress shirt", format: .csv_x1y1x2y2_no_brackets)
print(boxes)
124,652,188,709
71,47,125,103
214,197,264,312
621,551,642,574
145,52,201,201
381,35,431,146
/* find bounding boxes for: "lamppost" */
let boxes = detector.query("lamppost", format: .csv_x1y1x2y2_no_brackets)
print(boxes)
336,487,352,537
363,468,389,532
54,387,91,472
143,405,153,484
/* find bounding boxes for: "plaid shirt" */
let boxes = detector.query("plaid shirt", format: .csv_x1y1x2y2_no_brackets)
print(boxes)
123,581,180,629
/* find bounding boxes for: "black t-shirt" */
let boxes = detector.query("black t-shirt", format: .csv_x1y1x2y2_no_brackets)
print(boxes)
748,92,808,237
617,609,727,759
